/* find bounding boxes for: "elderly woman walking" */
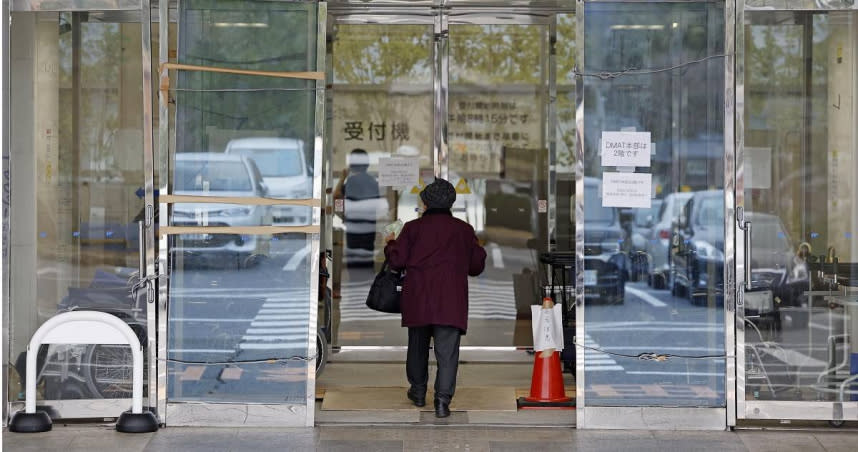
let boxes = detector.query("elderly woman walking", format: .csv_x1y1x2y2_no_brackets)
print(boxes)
384,178,487,418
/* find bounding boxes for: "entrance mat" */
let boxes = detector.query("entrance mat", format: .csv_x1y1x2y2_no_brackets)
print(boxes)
320,386,518,412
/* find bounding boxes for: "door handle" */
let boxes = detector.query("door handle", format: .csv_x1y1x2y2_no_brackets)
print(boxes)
743,221,752,291
137,220,146,280
138,220,157,304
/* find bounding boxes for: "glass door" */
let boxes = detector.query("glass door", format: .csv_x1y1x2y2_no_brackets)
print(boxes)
6,7,157,419
326,10,567,349
447,14,552,346
738,7,858,423
158,0,325,426
328,16,435,347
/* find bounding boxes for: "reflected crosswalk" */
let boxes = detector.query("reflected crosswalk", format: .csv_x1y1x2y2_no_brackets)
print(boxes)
339,279,518,322
239,290,310,351
583,333,625,372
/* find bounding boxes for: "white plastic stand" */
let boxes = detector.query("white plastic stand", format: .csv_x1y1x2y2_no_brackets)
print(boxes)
9,311,158,433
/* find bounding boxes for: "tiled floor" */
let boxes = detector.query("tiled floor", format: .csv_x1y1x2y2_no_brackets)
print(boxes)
5,425,858,452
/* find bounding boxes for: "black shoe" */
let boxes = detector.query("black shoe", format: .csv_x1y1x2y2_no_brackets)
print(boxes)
434,399,450,418
407,389,425,407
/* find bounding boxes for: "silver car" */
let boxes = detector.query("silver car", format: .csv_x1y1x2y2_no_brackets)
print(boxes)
172,153,272,267
645,191,693,289
225,137,312,226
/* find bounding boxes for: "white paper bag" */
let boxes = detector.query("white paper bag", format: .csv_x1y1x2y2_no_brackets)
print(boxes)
530,304,564,352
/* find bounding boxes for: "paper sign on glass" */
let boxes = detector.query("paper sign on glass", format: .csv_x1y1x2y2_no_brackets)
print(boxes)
600,131,651,167
602,172,652,208
378,157,419,187
745,147,772,189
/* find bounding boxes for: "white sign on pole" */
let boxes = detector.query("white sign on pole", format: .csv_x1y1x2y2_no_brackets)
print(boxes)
600,131,652,167
602,172,652,208
378,157,419,187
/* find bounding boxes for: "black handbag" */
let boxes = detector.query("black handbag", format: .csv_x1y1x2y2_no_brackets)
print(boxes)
365,261,403,313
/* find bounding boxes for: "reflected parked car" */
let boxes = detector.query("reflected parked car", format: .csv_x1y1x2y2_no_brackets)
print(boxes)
171,153,272,268
744,212,809,308
645,191,693,289
629,199,663,280
670,190,724,303
583,177,628,304
225,137,312,226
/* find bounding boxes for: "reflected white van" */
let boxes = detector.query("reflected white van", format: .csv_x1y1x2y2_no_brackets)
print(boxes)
225,137,312,225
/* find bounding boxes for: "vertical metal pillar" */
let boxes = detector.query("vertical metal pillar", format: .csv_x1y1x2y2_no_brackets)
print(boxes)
725,0,738,428
574,0,587,428
434,11,448,180
156,0,171,423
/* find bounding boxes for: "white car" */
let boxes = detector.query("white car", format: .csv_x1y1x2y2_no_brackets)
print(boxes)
225,137,312,225
172,153,272,267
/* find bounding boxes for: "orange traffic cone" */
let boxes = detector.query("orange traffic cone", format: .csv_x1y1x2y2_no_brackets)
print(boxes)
518,297,575,409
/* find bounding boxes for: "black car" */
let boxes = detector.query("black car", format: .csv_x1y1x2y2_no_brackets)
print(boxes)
583,177,628,304
670,190,724,304
671,191,808,311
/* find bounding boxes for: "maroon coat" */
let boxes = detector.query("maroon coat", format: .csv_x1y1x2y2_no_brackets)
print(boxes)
384,210,487,333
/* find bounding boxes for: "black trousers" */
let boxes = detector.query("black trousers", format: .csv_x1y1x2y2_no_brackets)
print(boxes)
406,325,462,403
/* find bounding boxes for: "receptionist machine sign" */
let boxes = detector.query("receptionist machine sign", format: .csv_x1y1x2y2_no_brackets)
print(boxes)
600,131,651,167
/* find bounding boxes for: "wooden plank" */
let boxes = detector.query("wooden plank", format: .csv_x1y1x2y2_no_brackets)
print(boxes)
160,62,324,81
160,225,319,237
161,194,321,207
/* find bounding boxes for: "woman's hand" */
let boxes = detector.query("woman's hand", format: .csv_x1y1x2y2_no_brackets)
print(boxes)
384,232,396,243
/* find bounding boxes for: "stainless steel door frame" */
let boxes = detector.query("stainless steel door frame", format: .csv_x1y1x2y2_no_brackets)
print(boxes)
735,0,858,423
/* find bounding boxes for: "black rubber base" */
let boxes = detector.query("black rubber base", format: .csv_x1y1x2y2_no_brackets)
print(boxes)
9,410,53,433
115,410,159,433
516,397,576,410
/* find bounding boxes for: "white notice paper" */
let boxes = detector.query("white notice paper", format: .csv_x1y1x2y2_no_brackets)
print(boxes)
378,157,419,187
531,304,564,352
600,131,652,168
602,172,652,208
745,147,772,189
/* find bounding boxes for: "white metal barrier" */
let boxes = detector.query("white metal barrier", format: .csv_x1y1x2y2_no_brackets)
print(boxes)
9,311,157,433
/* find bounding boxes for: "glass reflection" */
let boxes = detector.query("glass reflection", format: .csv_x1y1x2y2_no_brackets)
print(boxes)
166,0,320,405
448,23,550,347
582,1,726,407
168,234,311,403
330,24,433,346
743,11,857,404
8,12,147,403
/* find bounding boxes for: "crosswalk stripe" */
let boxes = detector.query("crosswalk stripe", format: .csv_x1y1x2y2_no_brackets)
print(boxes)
584,365,625,371
239,343,305,350
582,333,624,373
246,328,308,334
253,315,307,321
251,320,311,327
242,335,306,341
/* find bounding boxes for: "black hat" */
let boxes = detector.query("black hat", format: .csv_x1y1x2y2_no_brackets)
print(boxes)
420,178,456,210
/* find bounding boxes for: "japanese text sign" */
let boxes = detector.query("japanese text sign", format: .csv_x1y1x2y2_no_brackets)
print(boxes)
602,172,652,208
378,157,419,187
600,131,651,168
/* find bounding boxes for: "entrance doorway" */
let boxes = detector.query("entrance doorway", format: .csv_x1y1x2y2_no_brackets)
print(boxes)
317,4,577,421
